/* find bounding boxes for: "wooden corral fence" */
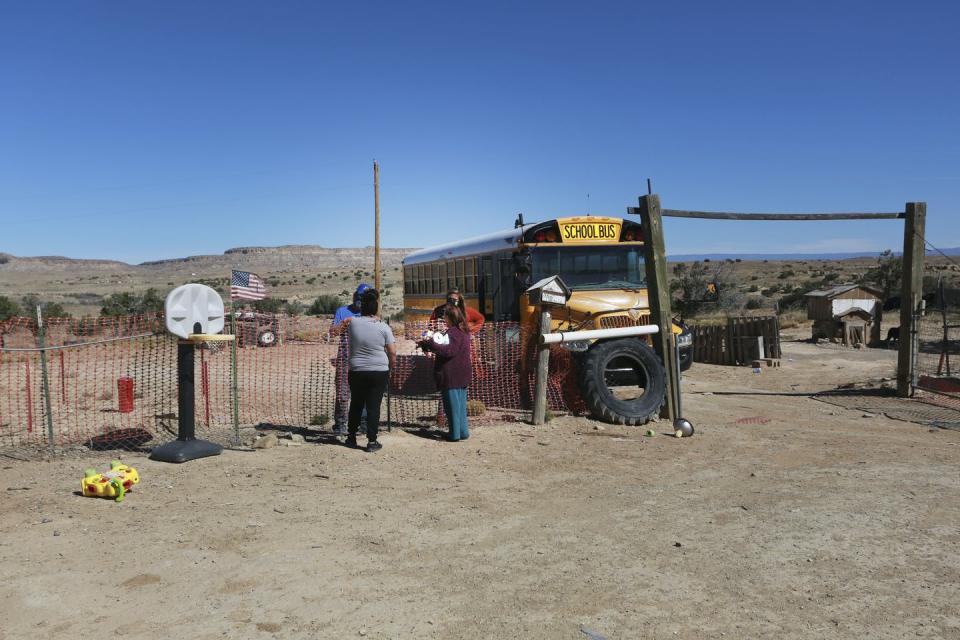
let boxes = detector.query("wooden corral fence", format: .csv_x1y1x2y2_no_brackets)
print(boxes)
691,316,782,365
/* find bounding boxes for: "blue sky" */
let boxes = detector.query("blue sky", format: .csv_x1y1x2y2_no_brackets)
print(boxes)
1,1,958,263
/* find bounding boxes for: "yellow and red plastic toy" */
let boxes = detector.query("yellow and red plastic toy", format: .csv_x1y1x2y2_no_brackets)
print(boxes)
81,461,139,502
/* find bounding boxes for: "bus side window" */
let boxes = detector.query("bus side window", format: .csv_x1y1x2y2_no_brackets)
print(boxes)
465,258,476,293
455,259,464,291
416,264,424,295
439,262,447,293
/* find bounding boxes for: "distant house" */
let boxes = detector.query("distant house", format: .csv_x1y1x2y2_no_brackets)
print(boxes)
805,284,883,345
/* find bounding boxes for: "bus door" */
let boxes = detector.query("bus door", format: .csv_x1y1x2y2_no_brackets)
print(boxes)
495,254,519,321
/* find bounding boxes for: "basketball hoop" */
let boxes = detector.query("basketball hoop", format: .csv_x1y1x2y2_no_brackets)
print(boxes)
182,333,235,354
150,284,234,463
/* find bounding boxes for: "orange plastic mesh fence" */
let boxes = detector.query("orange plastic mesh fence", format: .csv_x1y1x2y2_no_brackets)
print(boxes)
0,314,584,454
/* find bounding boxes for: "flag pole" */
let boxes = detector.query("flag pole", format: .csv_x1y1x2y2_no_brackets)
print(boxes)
374,159,381,292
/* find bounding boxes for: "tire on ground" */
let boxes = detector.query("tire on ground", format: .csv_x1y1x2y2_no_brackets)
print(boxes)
578,338,665,425
258,328,277,347
678,347,693,372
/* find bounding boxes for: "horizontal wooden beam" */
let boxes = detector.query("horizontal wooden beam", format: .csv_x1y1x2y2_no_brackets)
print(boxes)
626,208,904,221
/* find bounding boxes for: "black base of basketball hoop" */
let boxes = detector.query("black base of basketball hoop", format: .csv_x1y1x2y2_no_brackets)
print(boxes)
150,437,223,463
150,324,234,463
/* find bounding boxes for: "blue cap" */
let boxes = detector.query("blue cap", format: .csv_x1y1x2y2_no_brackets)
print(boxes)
356,283,372,296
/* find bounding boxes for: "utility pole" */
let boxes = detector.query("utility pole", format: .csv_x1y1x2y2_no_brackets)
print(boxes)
374,160,381,291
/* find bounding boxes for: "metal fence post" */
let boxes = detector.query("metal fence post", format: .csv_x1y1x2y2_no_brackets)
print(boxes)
36,306,56,453
230,312,241,445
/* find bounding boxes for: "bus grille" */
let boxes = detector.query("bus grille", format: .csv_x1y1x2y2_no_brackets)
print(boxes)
599,314,651,329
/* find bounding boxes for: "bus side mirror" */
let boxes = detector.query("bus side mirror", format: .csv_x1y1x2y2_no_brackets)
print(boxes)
513,253,531,274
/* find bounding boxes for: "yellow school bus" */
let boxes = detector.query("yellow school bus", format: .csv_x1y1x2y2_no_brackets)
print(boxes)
402,215,692,425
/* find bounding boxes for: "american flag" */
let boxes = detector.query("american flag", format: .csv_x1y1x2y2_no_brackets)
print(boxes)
231,270,267,301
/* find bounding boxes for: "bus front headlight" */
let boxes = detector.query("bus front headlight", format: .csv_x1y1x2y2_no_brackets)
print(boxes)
676,333,693,348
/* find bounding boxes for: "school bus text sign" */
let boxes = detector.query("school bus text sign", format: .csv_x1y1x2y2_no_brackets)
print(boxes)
557,220,621,243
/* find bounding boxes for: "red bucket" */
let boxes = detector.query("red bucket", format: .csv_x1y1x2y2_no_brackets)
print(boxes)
118,377,135,413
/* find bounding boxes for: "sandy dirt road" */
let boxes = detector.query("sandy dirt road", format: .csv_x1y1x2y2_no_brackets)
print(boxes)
1,337,958,639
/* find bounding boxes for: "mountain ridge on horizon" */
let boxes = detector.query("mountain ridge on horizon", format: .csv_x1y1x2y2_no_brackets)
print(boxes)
3,245,960,267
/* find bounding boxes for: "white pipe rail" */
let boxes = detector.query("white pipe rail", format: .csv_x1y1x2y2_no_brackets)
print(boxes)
540,324,660,345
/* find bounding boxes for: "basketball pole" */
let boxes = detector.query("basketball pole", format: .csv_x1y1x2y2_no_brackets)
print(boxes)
149,335,224,463
374,160,381,292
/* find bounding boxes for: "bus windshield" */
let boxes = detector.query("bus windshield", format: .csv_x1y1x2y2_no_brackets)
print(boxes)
530,246,646,290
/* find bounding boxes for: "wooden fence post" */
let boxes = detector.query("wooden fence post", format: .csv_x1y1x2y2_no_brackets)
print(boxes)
898,202,926,397
637,194,677,421
532,309,551,425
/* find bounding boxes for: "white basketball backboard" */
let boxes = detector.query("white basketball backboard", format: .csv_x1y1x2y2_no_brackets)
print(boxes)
165,284,226,339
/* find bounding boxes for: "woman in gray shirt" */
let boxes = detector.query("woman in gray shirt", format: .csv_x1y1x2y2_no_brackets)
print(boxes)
344,288,396,452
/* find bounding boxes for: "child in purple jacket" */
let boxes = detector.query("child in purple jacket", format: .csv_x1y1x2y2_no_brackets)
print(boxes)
418,304,472,441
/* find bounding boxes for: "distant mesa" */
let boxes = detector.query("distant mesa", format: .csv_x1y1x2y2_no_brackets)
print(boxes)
225,245,325,255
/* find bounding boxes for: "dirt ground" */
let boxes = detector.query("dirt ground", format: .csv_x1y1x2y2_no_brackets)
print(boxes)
1,332,958,640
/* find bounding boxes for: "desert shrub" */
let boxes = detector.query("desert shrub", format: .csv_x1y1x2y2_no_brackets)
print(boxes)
252,298,286,313
40,302,70,318
309,414,329,426
466,400,486,417
308,295,343,315
100,292,139,316
778,270,795,279
671,261,710,315
777,289,808,311
284,301,304,316
20,295,71,319
748,284,759,292
745,297,764,310
0,296,20,320
99,289,162,316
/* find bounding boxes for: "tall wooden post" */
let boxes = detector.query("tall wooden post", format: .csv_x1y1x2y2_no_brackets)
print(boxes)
897,202,926,397
374,160,381,291
636,194,678,420
532,309,551,425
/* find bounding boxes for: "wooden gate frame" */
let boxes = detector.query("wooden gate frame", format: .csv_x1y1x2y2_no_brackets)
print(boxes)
629,195,926,420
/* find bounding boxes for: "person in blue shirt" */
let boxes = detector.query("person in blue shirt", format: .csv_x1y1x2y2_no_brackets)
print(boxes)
330,283,371,434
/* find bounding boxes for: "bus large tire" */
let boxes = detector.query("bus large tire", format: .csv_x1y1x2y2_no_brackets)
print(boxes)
579,338,665,425
679,347,693,372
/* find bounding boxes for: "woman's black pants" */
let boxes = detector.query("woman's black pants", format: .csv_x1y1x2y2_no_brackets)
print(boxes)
347,370,389,441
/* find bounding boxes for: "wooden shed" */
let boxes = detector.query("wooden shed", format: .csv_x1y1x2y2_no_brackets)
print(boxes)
805,284,882,345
